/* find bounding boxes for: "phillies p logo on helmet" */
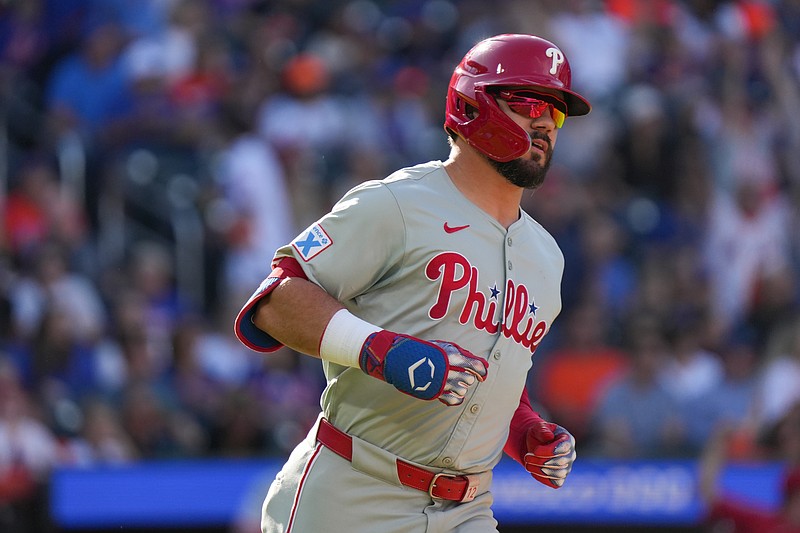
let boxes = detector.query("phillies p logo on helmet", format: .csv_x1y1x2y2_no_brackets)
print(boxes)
545,47,565,75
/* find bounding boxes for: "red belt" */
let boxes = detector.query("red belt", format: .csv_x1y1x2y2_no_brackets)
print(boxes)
316,418,481,503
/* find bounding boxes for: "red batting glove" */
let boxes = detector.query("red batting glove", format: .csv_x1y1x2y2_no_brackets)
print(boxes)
523,419,576,489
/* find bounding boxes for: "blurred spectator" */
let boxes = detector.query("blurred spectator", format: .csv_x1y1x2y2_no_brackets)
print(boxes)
168,316,225,428
192,318,259,390
117,320,164,386
115,27,233,165
589,313,689,458
208,389,271,457
2,160,52,257
6,244,110,421
659,315,723,406
702,172,794,340
762,400,800,468
102,0,170,41
162,0,214,73
42,13,133,229
210,98,296,305
168,32,233,129
0,294,33,390
0,357,58,533
59,398,138,466
704,11,783,191
256,52,350,219
120,381,205,459
9,241,105,344
533,299,628,442
669,146,714,248
44,15,132,142
116,1,221,153
757,315,800,431
125,240,191,371
614,83,679,200
364,65,445,173
576,208,637,319
30,305,102,402
2,157,88,261
117,40,183,151
683,326,762,458
700,401,800,533
247,348,324,456
0,0,49,74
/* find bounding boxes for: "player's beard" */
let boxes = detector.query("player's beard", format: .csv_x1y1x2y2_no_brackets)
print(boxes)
488,132,553,189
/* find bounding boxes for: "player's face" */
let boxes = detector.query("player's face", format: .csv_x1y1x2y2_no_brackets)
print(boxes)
491,91,561,189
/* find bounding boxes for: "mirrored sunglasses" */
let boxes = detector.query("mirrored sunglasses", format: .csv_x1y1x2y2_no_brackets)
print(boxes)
497,90,567,128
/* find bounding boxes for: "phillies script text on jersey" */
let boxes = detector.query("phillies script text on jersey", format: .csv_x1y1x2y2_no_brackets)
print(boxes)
425,252,548,353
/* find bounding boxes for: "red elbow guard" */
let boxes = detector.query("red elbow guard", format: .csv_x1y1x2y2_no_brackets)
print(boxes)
234,256,307,352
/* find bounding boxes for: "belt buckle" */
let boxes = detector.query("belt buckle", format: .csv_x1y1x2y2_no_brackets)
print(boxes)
428,472,447,500
427,473,481,503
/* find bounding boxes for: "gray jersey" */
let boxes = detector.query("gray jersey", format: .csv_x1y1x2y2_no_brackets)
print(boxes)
275,161,564,474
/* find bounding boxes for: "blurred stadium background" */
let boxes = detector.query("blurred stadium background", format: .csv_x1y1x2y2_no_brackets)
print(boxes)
1,0,799,531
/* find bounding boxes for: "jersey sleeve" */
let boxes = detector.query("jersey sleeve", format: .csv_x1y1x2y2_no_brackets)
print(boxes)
234,180,406,352
280,180,406,302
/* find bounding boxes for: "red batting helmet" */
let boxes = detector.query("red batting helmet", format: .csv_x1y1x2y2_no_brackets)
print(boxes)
444,34,591,162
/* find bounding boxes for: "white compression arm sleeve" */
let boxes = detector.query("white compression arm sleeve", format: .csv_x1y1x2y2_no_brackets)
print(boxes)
318,309,381,368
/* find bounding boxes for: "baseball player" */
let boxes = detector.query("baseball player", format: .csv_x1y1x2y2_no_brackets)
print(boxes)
235,33,591,533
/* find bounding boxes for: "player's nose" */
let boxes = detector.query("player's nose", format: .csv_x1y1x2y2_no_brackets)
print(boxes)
530,113,556,134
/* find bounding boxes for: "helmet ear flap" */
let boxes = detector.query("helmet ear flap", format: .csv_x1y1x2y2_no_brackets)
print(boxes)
450,87,532,162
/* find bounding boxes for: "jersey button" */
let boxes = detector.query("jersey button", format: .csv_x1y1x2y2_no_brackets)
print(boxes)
493,351,501,361
442,457,453,465
507,260,513,271
469,404,480,414
507,237,513,246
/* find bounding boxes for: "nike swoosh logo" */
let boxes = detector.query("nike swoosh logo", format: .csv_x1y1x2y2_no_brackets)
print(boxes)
444,222,470,233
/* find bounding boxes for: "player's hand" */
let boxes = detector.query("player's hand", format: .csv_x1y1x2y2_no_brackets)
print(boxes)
433,340,489,405
359,331,488,406
523,419,576,489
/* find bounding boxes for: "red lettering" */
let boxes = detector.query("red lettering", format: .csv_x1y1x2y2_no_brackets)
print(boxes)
528,321,547,351
502,278,548,353
426,252,549,354
512,282,530,344
426,252,471,319
459,270,499,334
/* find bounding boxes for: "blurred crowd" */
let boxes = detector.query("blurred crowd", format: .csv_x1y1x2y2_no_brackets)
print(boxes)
1,0,800,530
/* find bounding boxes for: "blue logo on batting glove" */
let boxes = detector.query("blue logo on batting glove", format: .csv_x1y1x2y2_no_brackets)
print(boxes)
383,338,446,400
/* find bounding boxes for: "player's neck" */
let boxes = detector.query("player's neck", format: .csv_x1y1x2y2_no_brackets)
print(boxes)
443,148,523,229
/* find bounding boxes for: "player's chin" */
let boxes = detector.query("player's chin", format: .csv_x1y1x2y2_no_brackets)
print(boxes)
528,147,545,163
490,155,548,189
522,156,548,175
529,145,554,168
